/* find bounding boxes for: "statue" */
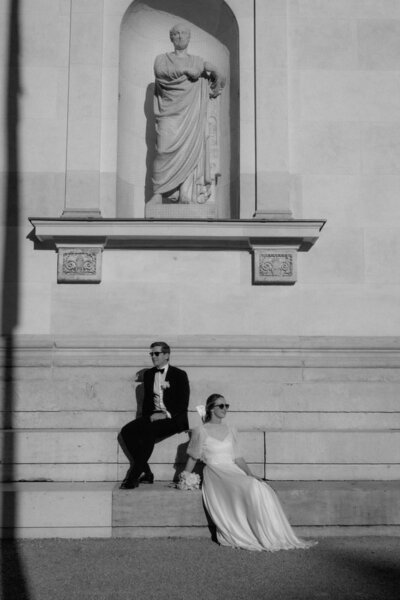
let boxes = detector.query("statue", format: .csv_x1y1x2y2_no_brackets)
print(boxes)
149,24,226,207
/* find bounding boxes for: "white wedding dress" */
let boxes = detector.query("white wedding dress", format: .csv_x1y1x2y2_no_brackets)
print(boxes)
187,424,315,552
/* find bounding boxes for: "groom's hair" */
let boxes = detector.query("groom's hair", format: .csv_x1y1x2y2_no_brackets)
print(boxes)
150,341,170,355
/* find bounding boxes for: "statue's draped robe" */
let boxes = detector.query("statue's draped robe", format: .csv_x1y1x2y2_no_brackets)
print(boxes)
152,53,210,201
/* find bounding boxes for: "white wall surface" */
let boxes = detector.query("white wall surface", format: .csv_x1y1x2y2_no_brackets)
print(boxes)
0,0,399,336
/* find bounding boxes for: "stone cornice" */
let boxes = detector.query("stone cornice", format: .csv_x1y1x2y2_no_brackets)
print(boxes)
2,335,400,368
29,218,325,251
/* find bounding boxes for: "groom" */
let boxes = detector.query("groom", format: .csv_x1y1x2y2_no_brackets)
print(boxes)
119,341,190,489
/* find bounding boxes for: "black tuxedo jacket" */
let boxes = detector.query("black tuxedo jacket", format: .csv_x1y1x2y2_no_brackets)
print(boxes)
142,365,190,432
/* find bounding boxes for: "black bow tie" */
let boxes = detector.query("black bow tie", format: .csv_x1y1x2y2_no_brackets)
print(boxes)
156,368,166,373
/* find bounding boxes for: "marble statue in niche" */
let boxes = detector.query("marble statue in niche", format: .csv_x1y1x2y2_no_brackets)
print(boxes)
148,23,226,209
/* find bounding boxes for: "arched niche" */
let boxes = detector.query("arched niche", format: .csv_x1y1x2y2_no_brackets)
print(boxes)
116,0,239,218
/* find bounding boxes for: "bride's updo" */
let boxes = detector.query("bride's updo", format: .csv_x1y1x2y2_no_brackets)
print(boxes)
205,393,224,423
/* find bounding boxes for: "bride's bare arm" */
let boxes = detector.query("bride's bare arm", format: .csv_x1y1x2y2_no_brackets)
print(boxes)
183,456,197,473
235,456,263,480
234,456,252,475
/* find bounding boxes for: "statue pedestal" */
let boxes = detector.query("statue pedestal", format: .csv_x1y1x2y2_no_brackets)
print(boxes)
145,203,216,219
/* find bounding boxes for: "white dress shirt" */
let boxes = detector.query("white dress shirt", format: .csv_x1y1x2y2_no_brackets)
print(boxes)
153,364,171,418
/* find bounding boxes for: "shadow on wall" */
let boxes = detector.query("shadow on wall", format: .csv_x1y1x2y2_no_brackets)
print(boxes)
1,0,30,598
144,83,156,203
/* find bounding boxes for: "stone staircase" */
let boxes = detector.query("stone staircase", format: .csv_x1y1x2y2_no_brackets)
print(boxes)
1,335,400,538
2,480,400,539
3,426,400,483
2,425,400,538
112,481,400,539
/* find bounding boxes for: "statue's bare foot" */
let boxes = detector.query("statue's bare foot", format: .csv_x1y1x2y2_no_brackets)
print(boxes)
148,193,162,205
165,190,179,203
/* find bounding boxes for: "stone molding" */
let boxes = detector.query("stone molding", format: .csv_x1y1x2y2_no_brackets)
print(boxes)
2,335,400,368
30,218,324,251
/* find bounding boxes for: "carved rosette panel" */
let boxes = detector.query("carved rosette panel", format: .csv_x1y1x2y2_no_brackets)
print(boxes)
57,247,102,283
253,248,297,285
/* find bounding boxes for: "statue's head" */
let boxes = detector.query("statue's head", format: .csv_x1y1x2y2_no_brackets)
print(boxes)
169,23,191,51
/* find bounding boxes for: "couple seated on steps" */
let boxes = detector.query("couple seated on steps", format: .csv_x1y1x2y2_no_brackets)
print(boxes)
118,341,316,552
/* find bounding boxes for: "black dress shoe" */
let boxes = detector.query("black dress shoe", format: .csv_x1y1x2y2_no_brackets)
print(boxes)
139,472,154,484
119,478,139,490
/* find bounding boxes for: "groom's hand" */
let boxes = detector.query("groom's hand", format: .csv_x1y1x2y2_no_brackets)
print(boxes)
150,413,167,422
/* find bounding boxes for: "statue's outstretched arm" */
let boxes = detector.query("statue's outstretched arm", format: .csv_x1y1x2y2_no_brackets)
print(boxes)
204,61,226,98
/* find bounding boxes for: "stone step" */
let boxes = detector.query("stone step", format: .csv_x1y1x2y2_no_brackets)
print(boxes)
0,482,114,538
6,410,400,430
4,462,400,482
4,379,400,413
112,481,400,538
1,481,400,539
2,428,400,481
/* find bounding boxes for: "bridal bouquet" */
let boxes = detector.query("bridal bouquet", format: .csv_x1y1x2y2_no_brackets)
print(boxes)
176,470,201,491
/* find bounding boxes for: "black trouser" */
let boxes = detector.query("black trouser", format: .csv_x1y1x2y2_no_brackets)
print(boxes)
119,416,181,480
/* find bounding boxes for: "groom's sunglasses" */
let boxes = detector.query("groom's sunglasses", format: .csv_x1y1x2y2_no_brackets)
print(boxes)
149,351,164,356
214,403,230,409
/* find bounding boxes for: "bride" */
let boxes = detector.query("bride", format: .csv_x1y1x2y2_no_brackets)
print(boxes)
181,393,316,552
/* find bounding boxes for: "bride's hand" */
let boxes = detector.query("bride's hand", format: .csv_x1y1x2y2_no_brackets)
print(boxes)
150,413,167,422
251,475,266,482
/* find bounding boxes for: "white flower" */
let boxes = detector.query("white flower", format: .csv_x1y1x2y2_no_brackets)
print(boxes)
161,381,170,391
196,405,206,422
176,471,201,491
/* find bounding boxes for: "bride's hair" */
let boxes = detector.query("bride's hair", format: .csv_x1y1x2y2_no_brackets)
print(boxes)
205,393,225,423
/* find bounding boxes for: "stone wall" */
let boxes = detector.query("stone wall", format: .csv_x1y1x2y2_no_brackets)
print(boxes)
1,1,400,490
1,335,399,483
0,0,399,337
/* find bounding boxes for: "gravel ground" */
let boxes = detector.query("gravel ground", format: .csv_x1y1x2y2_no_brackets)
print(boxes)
1,537,400,600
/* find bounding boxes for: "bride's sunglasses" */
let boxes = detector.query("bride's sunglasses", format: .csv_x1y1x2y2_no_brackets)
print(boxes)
213,403,230,410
